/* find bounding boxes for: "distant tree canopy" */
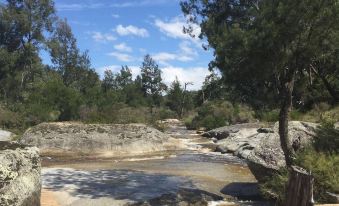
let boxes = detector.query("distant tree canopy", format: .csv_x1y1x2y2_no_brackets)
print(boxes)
0,0,177,127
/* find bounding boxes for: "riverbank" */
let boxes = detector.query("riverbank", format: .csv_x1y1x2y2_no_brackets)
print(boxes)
40,122,271,206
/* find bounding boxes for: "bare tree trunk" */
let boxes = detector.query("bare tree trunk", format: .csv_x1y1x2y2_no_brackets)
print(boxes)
279,71,296,167
285,166,314,206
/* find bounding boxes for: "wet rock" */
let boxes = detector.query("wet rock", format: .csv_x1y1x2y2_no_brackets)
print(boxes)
0,142,40,206
220,182,262,201
20,122,178,157
130,188,223,206
257,128,274,133
208,121,318,181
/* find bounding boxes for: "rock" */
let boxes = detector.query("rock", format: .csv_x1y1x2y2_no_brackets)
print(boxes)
334,122,339,129
220,182,262,201
325,192,339,203
209,121,318,182
0,130,14,141
20,122,179,157
129,188,223,206
0,141,41,206
257,128,274,133
157,119,181,125
202,123,264,140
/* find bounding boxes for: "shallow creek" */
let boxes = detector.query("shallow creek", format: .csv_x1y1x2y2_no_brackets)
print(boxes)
41,123,272,206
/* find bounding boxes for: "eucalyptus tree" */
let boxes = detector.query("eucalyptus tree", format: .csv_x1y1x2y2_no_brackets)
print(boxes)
140,54,167,107
0,0,55,101
181,0,339,166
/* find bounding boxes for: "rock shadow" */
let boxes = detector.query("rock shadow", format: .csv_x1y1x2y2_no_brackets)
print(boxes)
220,182,262,201
42,168,198,202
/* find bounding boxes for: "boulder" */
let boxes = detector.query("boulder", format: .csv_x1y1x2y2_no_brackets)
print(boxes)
208,121,318,182
0,130,14,141
202,123,264,140
20,122,178,157
0,142,41,206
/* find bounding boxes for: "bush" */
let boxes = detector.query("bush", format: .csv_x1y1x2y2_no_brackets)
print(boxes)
260,168,289,205
256,109,280,122
314,123,339,154
188,101,255,130
0,105,24,133
295,149,339,203
260,123,339,204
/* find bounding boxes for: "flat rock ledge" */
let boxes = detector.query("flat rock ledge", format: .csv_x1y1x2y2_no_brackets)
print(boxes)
20,122,180,158
204,121,318,182
0,141,41,206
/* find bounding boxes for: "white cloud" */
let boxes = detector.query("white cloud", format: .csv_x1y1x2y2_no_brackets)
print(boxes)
107,52,134,62
56,1,177,11
115,25,149,37
114,43,133,52
152,52,177,65
96,65,210,91
91,32,116,42
110,0,177,8
162,66,210,90
112,14,120,18
154,16,201,42
152,41,198,65
56,3,104,11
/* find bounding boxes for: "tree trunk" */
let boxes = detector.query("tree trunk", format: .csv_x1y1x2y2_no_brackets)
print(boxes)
285,166,314,206
279,72,295,167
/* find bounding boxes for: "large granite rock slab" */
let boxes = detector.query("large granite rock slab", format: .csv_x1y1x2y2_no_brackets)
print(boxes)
207,121,318,181
0,142,41,206
20,122,178,157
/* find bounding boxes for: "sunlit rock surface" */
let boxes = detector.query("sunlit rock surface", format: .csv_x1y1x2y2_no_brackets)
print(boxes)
20,122,180,157
0,142,41,206
204,121,318,181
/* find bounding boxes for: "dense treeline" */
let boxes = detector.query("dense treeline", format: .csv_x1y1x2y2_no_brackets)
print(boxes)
0,0,200,132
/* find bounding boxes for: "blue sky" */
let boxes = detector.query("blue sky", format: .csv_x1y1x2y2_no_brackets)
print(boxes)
47,0,214,90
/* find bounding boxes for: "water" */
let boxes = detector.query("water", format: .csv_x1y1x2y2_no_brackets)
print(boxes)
41,123,272,206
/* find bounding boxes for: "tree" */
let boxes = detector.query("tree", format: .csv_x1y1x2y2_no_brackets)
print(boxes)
181,0,339,167
115,65,133,89
48,19,79,86
0,0,55,101
140,54,167,107
167,77,184,117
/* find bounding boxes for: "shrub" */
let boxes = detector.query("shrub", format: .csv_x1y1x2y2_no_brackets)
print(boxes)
313,123,339,154
295,149,339,203
260,123,339,204
256,109,280,122
188,101,255,130
260,168,289,205
0,105,24,133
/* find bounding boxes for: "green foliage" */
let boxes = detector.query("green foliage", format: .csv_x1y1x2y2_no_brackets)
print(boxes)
261,124,339,203
313,123,339,154
260,168,289,205
296,149,339,203
0,105,23,132
188,101,255,130
140,54,167,106
256,109,280,122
